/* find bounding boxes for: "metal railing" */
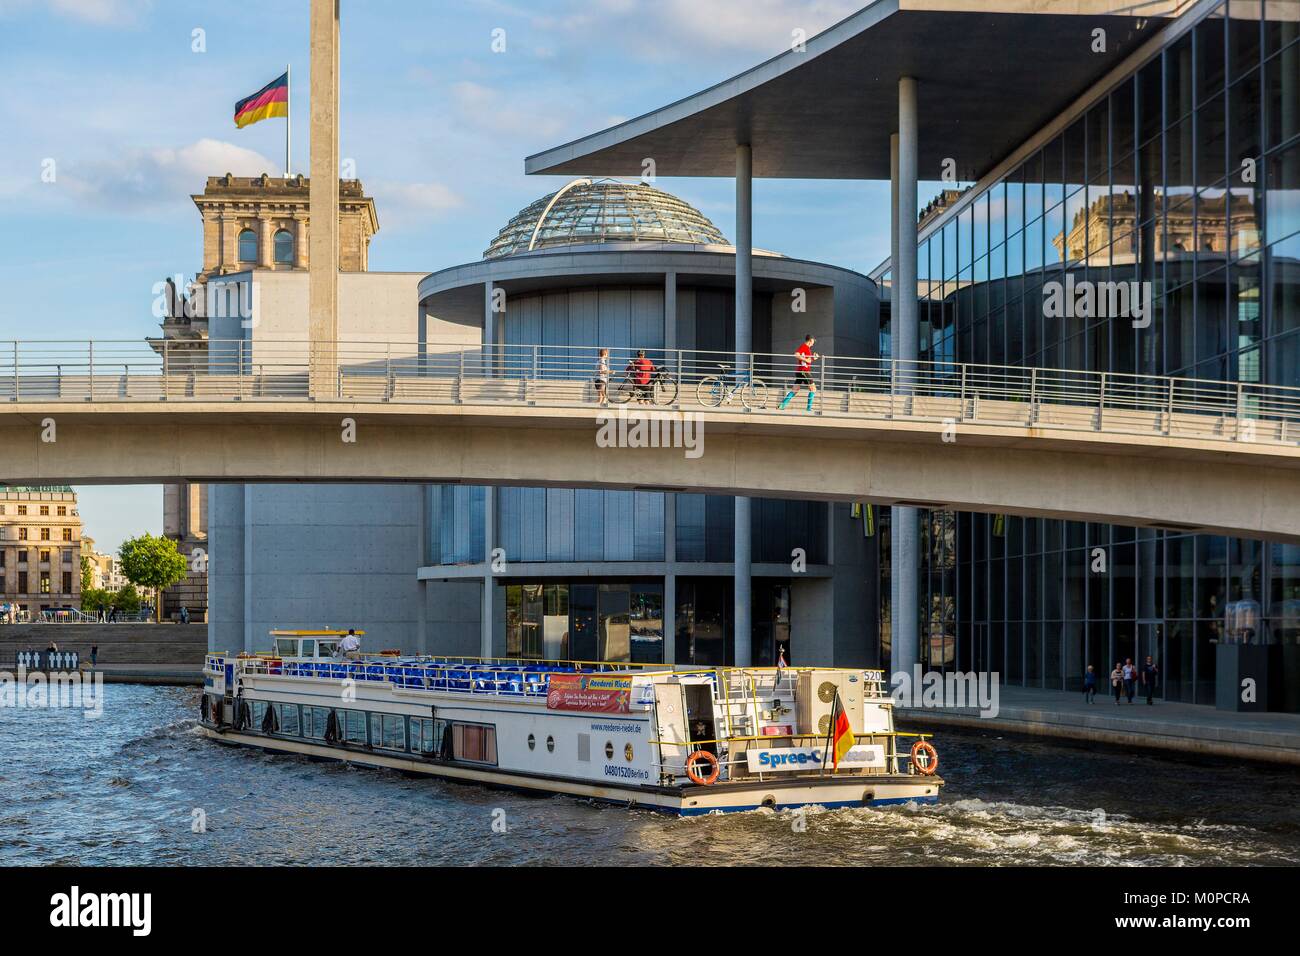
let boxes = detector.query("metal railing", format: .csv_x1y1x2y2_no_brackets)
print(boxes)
4,338,1298,447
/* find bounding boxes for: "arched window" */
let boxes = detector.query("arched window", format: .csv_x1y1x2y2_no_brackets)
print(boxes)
238,229,258,262
273,229,294,264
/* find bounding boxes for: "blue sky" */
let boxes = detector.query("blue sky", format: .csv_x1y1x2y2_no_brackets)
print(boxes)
0,0,937,551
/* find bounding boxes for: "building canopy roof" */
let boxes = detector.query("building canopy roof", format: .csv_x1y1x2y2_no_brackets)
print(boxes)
526,0,1179,183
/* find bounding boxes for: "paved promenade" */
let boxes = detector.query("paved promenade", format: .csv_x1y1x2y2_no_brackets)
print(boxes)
897,685,1300,765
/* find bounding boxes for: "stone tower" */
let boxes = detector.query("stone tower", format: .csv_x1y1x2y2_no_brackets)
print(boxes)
155,173,379,623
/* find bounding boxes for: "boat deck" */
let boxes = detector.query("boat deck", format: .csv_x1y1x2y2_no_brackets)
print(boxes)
208,654,650,699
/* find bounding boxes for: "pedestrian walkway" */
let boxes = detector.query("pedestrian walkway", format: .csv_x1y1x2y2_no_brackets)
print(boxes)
896,684,1300,765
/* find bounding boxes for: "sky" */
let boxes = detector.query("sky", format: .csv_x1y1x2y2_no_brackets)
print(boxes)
0,0,942,553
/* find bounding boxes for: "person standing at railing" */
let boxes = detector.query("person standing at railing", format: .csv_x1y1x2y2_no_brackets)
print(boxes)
777,335,820,411
340,629,362,660
594,348,610,405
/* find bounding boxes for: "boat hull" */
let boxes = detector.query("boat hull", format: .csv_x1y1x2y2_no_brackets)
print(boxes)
200,725,942,815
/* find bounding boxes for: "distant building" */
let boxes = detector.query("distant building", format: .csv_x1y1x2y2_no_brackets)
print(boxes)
0,486,82,612
151,174,380,624
80,534,126,592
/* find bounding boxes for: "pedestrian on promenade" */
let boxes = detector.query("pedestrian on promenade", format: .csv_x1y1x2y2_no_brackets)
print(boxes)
1110,662,1123,704
778,334,820,411
1083,665,1097,703
594,348,610,405
1140,656,1160,706
90,644,98,668
180,605,190,625
1122,657,1137,704
108,604,118,623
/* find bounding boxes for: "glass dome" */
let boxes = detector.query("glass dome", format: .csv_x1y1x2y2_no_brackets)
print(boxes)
483,178,729,259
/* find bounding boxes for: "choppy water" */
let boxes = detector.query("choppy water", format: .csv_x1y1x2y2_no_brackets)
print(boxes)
2,683,1298,866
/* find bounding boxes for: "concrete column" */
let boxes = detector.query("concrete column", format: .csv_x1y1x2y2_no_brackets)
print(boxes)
890,76,919,677
481,487,495,659
734,143,753,668
483,279,496,377
294,215,308,270
663,492,676,666
258,217,274,269
308,0,340,398
415,484,428,654
664,270,677,352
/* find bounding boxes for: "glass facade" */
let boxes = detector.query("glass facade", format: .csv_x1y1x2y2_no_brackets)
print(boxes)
884,3,1300,700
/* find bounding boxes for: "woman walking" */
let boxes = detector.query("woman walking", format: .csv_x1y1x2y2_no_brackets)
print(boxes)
1083,664,1097,704
1110,661,1123,705
594,348,610,405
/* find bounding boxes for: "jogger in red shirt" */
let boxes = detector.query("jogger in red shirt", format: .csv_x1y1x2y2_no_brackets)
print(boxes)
778,334,819,410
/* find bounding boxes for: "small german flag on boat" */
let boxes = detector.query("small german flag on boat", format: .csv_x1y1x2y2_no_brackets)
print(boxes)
831,690,854,770
234,71,289,128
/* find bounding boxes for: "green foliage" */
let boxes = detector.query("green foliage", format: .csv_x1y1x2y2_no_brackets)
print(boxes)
80,585,142,615
119,533,187,590
80,555,93,591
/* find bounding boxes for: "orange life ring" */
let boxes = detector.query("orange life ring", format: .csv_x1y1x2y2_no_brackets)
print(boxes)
684,750,720,786
910,740,939,776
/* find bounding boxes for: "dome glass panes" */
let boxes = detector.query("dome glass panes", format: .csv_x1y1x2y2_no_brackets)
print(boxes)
483,179,728,259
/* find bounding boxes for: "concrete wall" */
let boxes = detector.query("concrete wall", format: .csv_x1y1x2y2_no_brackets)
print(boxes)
423,578,481,656
209,483,423,653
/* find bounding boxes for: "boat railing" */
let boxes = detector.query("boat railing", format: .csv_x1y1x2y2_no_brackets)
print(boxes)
217,653,649,700
650,730,934,783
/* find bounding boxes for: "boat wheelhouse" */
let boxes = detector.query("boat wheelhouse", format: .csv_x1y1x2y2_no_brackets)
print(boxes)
200,630,943,815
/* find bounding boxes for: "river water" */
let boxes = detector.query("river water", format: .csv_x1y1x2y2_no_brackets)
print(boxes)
2,683,1298,866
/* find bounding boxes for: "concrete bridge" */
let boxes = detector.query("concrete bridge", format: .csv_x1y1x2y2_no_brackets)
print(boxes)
2,340,1299,542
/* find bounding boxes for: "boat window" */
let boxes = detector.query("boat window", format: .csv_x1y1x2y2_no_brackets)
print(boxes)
369,713,406,751
301,639,316,658
409,717,444,755
275,639,297,657
318,640,338,658
251,700,268,728
527,734,536,751
342,710,368,745
304,706,329,739
604,740,614,760
275,703,300,735
452,722,497,765
546,735,555,753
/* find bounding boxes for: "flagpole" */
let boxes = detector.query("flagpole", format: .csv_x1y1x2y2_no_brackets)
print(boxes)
285,63,292,178
820,689,838,777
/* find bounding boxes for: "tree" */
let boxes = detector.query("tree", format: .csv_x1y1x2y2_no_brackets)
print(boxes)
81,587,109,614
118,533,187,622
80,555,93,592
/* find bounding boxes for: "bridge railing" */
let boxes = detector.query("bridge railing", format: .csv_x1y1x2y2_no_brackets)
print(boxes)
2,338,1298,445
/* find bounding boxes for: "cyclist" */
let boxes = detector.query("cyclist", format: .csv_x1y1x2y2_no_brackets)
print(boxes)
626,349,655,404
778,334,820,410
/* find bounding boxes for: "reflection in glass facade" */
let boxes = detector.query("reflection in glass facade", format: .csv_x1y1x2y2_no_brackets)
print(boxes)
882,3,1300,702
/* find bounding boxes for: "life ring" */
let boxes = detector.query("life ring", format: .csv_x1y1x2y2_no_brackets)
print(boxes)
910,740,939,776
684,750,720,786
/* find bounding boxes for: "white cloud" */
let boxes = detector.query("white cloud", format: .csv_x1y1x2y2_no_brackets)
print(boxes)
59,138,278,211
0,0,153,24
371,180,465,229
450,80,569,141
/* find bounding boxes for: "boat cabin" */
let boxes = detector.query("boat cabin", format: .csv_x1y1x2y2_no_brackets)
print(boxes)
269,629,364,660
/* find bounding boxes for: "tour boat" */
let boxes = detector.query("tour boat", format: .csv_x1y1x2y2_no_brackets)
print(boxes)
199,629,943,815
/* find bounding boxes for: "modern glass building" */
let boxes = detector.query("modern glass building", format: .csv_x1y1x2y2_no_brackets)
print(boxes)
523,0,1299,710
868,0,1299,706
417,179,882,668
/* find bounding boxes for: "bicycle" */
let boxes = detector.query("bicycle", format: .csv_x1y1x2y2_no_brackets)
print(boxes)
610,366,679,406
696,363,769,409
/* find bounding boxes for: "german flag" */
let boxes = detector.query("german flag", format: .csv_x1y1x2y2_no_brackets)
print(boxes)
831,690,854,770
234,72,288,129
